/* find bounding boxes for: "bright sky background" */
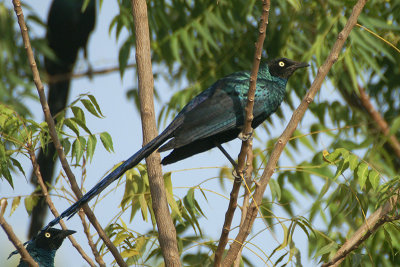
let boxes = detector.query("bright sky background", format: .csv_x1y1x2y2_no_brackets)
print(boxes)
0,1,341,266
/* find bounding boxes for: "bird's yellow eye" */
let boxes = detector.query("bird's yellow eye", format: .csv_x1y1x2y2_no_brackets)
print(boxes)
278,61,285,67
45,232,51,238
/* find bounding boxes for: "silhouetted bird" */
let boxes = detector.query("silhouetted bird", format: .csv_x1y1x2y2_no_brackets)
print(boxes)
11,228,75,267
30,0,96,237
43,58,308,229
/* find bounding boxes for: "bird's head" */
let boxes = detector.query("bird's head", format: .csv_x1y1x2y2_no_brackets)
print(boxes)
268,58,309,79
34,228,76,251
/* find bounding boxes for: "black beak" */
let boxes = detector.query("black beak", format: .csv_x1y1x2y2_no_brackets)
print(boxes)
60,229,76,238
293,61,309,69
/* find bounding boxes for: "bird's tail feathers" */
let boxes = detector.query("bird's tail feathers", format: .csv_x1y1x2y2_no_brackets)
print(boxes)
42,118,182,230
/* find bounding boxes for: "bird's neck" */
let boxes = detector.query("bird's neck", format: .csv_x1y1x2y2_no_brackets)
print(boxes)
22,246,56,267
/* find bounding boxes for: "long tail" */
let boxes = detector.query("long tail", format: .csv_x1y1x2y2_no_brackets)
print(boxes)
43,118,182,230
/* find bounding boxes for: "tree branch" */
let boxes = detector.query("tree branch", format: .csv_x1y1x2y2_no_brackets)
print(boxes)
357,86,400,158
322,194,400,267
131,0,181,266
28,147,97,267
214,1,270,265
78,211,105,267
0,199,38,267
222,0,367,265
48,63,136,83
11,1,126,266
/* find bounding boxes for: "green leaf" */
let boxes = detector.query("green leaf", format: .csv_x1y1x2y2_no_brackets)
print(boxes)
10,196,21,216
113,232,129,246
71,106,86,124
348,154,359,171
120,248,139,258
180,29,196,62
207,11,229,33
277,224,289,251
333,158,349,180
270,178,281,201
139,194,148,222
369,169,380,191
10,157,25,178
118,38,132,77
71,117,92,135
315,242,338,258
0,142,12,187
88,94,104,117
87,135,97,162
193,21,218,50
64,118,80,136
170,34,181,63
389,116,400,135
81,99,101,118
72,136,86,163
100,132,114,152
356,162,369,189
164,172,182,219
24,195,39,216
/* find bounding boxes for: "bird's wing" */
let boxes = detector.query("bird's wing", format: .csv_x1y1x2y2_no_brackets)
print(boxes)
160,76,250,151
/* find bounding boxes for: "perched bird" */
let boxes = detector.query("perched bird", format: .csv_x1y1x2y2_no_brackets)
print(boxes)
30,0,96,237
12,228,75,267
43,58,308,229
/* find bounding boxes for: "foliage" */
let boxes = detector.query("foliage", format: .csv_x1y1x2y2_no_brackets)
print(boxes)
1,0,400,266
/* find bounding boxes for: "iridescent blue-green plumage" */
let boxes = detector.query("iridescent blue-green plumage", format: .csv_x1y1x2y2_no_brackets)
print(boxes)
42,58,308,230
14,228,75,267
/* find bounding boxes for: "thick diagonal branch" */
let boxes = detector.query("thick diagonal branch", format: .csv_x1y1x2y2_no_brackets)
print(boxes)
222,0,367,265
322,194,400,267
11,1,126,266
131,0,181,266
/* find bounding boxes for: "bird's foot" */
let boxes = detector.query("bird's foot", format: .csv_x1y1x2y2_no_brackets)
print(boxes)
238,129,253,141
232,167,248,183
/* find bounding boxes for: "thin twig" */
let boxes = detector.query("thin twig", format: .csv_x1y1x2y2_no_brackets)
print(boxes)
322,195,400,266
233,142,254,267
48,63,136,83
11,1,126,266
131,0,181,265
78,211,105,267
0,199,38,267
358,86,400,158
214,1,270,265
222,0,368,265
28,147,96,267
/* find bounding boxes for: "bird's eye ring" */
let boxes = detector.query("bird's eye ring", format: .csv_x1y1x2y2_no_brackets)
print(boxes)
278,61,285,67
45,232,51,238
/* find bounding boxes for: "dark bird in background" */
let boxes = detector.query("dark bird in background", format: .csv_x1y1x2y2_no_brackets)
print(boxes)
10,228,75,267
43,57,308,230
29,0,96,238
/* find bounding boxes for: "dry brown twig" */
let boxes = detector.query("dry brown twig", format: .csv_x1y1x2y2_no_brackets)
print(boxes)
131,0,181,266
48,63,136,83
221,0,368,265
78,211,105,266
214,1,270,266
11,1,126,266
28,147,97,267
0,199,38,267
